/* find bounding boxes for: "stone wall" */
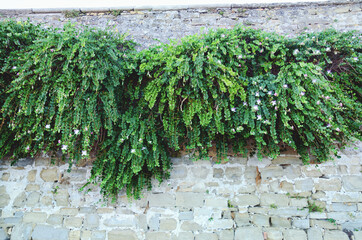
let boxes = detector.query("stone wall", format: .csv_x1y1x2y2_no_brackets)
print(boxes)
1,1,362,239
0,142,362,240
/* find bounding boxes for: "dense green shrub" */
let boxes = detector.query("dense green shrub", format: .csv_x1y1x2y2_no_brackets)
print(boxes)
0,20,361,199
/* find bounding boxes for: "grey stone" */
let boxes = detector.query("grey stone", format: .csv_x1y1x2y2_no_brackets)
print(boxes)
160,218,177,231
55,189,69,206
59,207,78,215
260,166,283,179
11,223,33,240
271,216,291,227
205,198,227,208
295,179,314,191
104,216,136,228
195,233,218,240
251,214,269,227
235,227,263,240
310,220,338,229
84,214,99,229
181,221,202,231
292,218,309,229
315,178,342,191
40,168,59,182
324,230,349,240
0,186,10,208
176,192,204,207
47,214,64,225
219,230,234,240
225,167,242,179
342,176,362,191
233,194,260,206
191,166,209,178
269,208,309,218
179,211,193,220
25,184,40,191
31,225,69,240
148,193,175,207
26,191,40,206
149,214,160,231
207,219,234,229
63,169,87,181
27,170,37,182
264,229,283,240
284,166,302,179
91,231,106,240
64,217,83,228
13,192,26,208
354,231,362,240
14,158,34,167
0,228,7,240
260,193,289,207
307,228,323,240
146,232,171,240
170,166,187,178
329,203,357,212
213,168,224,178
342,220,362,231
108,230,137,240
23,212,47,223
2,217,21,224
283,229,307,240
234,212,250,227
290,198,308,208
172,232,194,240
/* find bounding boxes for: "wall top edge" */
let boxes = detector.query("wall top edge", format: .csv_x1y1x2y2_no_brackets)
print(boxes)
0,0,359,14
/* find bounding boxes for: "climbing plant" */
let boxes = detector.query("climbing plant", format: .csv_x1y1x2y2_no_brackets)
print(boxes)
0,20,361,199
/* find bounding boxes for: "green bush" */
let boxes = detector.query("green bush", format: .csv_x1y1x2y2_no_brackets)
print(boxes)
0,20,361,199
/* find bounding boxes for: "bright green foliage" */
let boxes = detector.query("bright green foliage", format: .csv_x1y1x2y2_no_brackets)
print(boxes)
0,20,361,199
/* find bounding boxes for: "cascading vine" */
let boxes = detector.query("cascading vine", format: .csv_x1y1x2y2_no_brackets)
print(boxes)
0,20,361,199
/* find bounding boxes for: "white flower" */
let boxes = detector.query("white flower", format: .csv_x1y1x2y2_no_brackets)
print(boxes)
218,60,221,64
327,124,331,128
148,141,152,144
271,100,277,106
243,102,248,106
142,147,147,150
326,47,331,52
26,146,30,151
293,49,299,55
252,105,259,111
268,91,272,95
61,145,68,150
231,128,235,133
316,100,320,105
131,149,136,153
74,129,80,135
353,57,358,61
139,138,143,142
312,79,317,83
231,107,236,112
82,150,87,156
45,124,50,129
256,99,261,105
12,66,17,70
336,128,341,132
221,34,225,38
283,84,288,89
255,92,260,97
300,92,305,96
315,50,321,55
257,115,262,120
238,55,242,59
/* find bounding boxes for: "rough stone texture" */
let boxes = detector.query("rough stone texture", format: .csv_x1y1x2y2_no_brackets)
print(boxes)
0,186,10,207
176,192,204,207
235,227,263,240
195,233,218,240
23,212,47,223
148,193,175,207
315,178,342,191
31,225,69,240
324,230,349,240
342,176,362,192
307,228,323,240
260,193,289,207
108,230,137,240
283,229,307,240
40,168,59,182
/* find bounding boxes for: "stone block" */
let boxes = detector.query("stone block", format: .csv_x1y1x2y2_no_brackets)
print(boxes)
108,230,137,240
205,198,227,208
13,192,26,207
23,212,47,223
309,212,327,219
191,166,209,178
91,231,106,240
324,230,349,240
40,168,59,182
31,225,69,240
219,230,234,240
26,191,41,206
354,231,362,240
69,230,81,240
170,166,187,178
47,214,64,225
310,219,338,229
234,194,260,206
96,208,114,214
342,220,362,231
195,233,218,240
342,176,362,192
260,166,283,180
225,167,242,179
148,214,160,231
295,179,314,191
64,217,83,228
213,168,224,178
329,203,357,212
260,193,289,207
176,192,204,207
290,198,308,207
1,172,10,181
26,184,40,191
146,232,171,240
179,211,193,220
264,229,283,240
172,232,194,240
41,196,53,206
307,228,323,240
234,212,250,227
235,227,263,240
159,218,177,231
283,229,307,240
14,158,34,167
181,221,203,231
63,169,87,181
104,215,136,228
60,207,79,215
55,189,69,206
84,214,99,229
315,178,341,191
271,216,291,227
251,214,270,227
148,193,175,207
269,208,309,218
292,218,309,229
0,186,10,207
10,223,33,240
207,219,234,229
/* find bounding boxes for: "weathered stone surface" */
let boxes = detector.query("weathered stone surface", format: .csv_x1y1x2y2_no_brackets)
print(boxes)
0,186,10,207
342,219,362,231
64,217,83,228
148,193,175,207
160,218,177,231
176,192,204,207
290,198,308,208
264,229,283,240
104,216,137,228
14,158,34,167
91,231,106,240
225,167,242,179
47,214,64,225
251,214,269,227
307,228,323,240
207,219,234,229
25,184,40,191
172,232,194,240
219,230,234,240
55,189,69,206
269,208,309,218
295,179,314,191
60,207,79,215
170,166,187,178
235,227,263,240
205,198,227,208
234,212,251,227
283,229,307,240
26,191,40,206
27,170,37,182
342,176,362,192
293,218,309,229
234,195,260,206
31,225,69,240
84,214,99,229
181,221,202,231
0,228,7,240
310,220,338,229
149,214,160,231
179,211,193,220
13,192,26,207
260,193,289,207
146,232,171,240
213,168,224,178
329,203,357,212
40,168,59,182
195,233,218,240
324,230,349,240
261,166,283,180
23,212,47,223
354,231,362,240
271,216,291,228
191,166,209,178
63,169,87,181
10,223,33,240
1,172,10,181
315,178,342,191
108,230,137,240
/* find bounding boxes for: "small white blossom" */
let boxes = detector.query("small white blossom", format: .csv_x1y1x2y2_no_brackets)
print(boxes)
327,124,331,128
336,128,341,132
221,34,225,38
26,146,30,151
326,47,331,52
74,129,80,135
61,145,68,150
312,79,317,83
271,100,277,106
231,128,235,133
293,49,299,55
142,147,147,150
82,150,87,156
243,102,248,106
257,115,262,120
256,99,261,105
268,91,272,95
238,55,242,59
283,84,288,89
231,107,236,112
353,57,358,61
300,92,305,96
139,138,143,142
45,124,50,129
317,101,320,105
12,66,17,70
255,92,260,97
252,105,259,111
148,141,152,144
131,149,136,153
